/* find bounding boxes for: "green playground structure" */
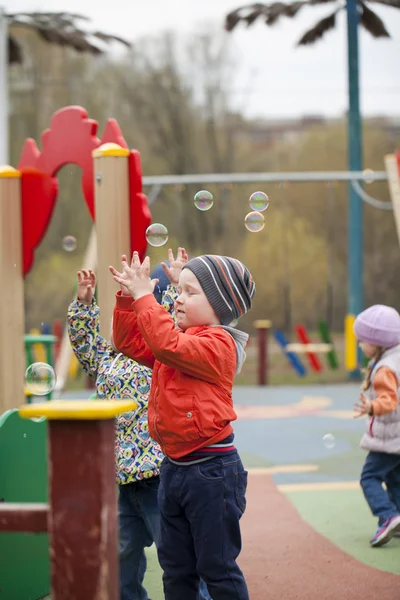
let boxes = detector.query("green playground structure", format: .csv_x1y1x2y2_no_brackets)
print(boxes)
24,334,58,402
0,410,49,600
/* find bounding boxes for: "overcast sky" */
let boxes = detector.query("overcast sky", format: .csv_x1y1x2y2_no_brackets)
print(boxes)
4,0,400,119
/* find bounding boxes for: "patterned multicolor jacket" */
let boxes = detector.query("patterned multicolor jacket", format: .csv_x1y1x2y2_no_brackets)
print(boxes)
67,286,177,484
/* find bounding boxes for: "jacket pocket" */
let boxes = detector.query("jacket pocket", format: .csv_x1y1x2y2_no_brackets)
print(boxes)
158,392,201,443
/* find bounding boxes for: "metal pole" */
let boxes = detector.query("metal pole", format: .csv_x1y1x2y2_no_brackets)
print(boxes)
142,171,387,187
0,7,8,165
346,0,363,376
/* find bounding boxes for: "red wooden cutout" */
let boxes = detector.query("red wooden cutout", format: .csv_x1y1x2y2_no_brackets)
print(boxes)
18,106,151,276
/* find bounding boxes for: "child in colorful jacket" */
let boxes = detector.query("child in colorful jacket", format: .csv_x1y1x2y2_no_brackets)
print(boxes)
68,262,211,600
110,250,255,600
353,304,400,547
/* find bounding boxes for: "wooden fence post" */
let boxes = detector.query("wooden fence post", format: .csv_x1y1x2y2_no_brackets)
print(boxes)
254,320,272,386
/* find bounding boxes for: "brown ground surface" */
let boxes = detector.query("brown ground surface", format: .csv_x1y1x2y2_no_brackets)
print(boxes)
240,474,400,600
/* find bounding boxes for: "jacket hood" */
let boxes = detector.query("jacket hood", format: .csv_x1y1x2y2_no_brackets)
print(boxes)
218,325,249,375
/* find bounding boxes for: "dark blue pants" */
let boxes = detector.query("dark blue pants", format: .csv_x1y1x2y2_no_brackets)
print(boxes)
360,451,400,525
157,452,250,600
118,477,211,600
119,478,161,600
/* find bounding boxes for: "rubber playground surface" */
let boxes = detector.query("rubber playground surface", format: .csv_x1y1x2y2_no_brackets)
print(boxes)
133,383,400,600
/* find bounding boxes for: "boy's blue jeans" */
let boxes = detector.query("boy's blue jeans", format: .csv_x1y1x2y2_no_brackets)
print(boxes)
118,477,212,600
360,451,400,525
157,452,250,600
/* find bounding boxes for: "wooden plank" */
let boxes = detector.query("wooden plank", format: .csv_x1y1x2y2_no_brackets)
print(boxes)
384,152,400,246
0,503,48,532
0,167,25,412
48,419,119,599
93,145,131,336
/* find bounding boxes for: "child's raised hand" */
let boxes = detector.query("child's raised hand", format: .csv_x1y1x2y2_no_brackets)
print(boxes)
118,254,134,296
109,252,156,300
77,269,96,305
353,393,373,418
162,247,189,285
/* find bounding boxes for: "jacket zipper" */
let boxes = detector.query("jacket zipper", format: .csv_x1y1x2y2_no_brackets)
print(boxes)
153,367,163,446
369,416,375,438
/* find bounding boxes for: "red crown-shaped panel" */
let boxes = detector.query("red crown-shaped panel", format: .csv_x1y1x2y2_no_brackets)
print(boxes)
18,106,151,275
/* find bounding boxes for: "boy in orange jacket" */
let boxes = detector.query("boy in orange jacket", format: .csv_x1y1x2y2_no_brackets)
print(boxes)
110,249,255,600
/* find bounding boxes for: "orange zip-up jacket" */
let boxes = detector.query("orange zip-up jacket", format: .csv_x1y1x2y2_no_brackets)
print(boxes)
113,292,238,459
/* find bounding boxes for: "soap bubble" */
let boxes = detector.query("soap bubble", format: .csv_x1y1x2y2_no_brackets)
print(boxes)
194,190,214,211
249,191,269,212
362,169,375,184
323,433,336,450
25,362,56,396
244,211,265,233
146,223,169,247
62,236,77,252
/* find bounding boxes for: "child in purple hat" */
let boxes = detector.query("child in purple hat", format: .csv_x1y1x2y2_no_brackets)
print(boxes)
353,304,400,547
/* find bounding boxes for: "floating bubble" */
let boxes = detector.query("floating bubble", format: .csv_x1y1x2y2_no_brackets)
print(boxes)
362,169,375,184
146,223,169,247
25,362,56,396
244,211,265,233
249,191,269,212
62,236,77,252
194,190,214,211
323,433,336,450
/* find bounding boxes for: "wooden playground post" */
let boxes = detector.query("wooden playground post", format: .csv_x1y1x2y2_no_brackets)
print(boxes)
254,320,272,386
0,166,25,413
0,399,136,600
384,153,400,246
93,143,131,335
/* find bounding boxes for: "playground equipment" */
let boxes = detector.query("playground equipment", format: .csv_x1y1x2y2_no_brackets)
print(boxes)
0,105,151,598
0,105,151,415
24,333,58,400
254,319,339,384
254,320,271,385
0,399,136,600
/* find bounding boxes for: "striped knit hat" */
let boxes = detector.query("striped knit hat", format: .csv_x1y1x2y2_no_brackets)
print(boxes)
182,255,255,325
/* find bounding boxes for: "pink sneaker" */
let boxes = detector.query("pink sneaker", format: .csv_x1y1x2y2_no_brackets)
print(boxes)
370,515,400,547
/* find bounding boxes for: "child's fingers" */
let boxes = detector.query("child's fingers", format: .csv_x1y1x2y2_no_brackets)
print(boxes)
167,248,174,264
182,248,188,262
109,266,123,278
142,256,151,278
82,269,89,279
150,278,159,291
131,251,141,268
113,275,125,285
161,262,171,278
77,271,82,282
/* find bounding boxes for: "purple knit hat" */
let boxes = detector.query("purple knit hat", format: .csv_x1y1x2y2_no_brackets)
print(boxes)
354,305,400,348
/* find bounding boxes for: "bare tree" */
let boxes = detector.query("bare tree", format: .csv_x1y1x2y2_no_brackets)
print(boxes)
115,31,242,251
